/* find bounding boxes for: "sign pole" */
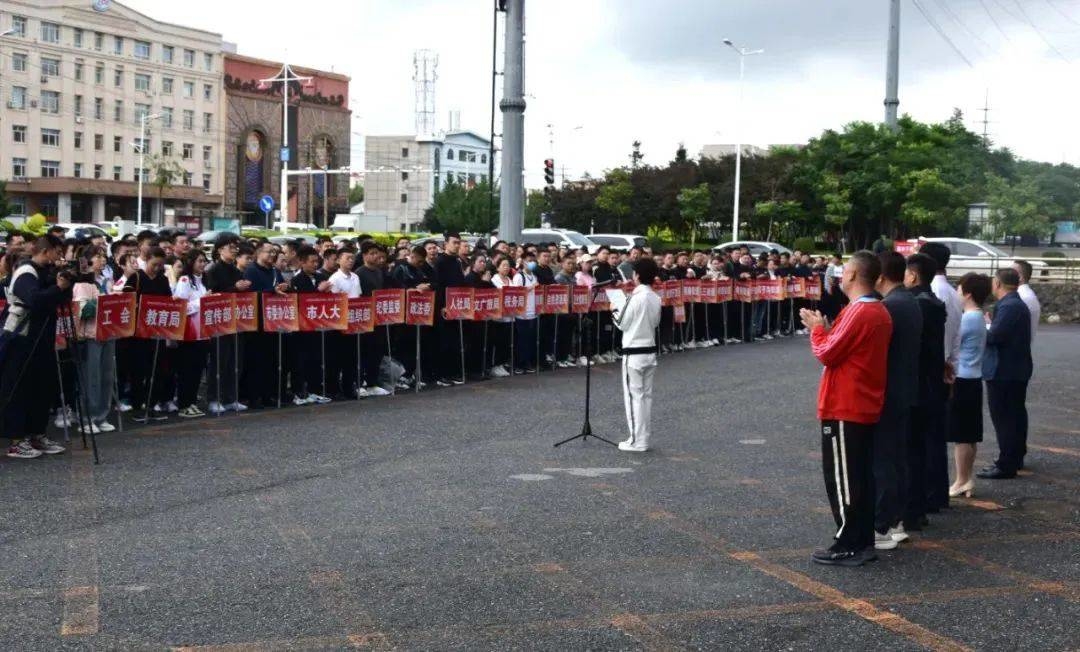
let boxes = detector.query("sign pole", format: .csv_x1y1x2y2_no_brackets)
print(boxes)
534,316,540,377
415,326,421,393
143,340,160,425
509,320,515,376
215,336,221,418
53,350,72,444
458,320,466,385
551,313,558,371
356,333,362,398
482,320,489,379
233,333,239,410
113,346,124,432
321,331,328,397
387,326,395,394
276,331,282,409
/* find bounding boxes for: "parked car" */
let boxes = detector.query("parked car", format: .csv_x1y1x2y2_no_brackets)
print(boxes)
409,234,482,249
519,228,599,253
268,234,318,247
588,233,648,251
919,237,1049,278
271,221,319,232
53,223,112,243
712,240,793,256
194,230,240,250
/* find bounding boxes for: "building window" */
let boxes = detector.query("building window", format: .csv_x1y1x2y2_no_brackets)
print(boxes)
41,160,60,178
134,40,151,60
182,143,193,159
93,32,103,51
401,171,409,181
182,81,194,98
202,112,212,133
203,52,213,71
183,171,193,185
135,73,151,92
446,149,454,160
74,162,83,178
74,131,83,149
467,173,476,185
94,164,102,179
162,45,174,64
457,172,466,184
113,166,121,181
134,136,149,152
40,22,60,44
203,84,212,101
400,193,407,203
161,107,173,128
446,172,453,185
401,147,409,158
74,95,83,116
114,36,123,56
481,153,487,164
12,52,27,72
94,63,104,84
41,128,60,147
9,87,26,110
114,100,123,122
114,66,124,88
202,174,211,191
114,136,122,152
12,125,26,142
41,91,60,114
162,141,174,156
183,49,195,67
41,57,60,77
12,158,27,178
74,61,84,81
73,28,83,48
162,77,174,94
10,15,26,38
135,103,151,124
182,110,194,131
94,133,103,150
94,97,103,120
202,145,211,163
480,174,487,184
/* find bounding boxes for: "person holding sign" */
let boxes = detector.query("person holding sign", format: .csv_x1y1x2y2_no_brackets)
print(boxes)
328,248,363,399
289,246,333,405
355,242,395,397
612,257,662,453
72,246,118,434
173,251,212,418
242,242,290,409
124,247,174,421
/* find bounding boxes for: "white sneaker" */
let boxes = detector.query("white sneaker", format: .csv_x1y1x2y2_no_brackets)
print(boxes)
367,386,391,397
308,393,333,405
293,395,313,406
165,400,179,413
685,340,697,349
577,356,589,366
711,339,720,346
96,421,116,433
54,408,73,428
875,531,898,550
117,401,133,413
889,525,909,543
80,422,101,435
617,440,649,453
208,401,226,415
490,365,510,378
31,436,66,455
227,402,248,412
177,405,204,419
7,439,43,459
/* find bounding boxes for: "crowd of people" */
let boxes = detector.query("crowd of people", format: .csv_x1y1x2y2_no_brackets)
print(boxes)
804,243,1039,567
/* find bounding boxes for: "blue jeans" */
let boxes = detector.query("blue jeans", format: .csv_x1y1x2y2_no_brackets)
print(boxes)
79,339,115,423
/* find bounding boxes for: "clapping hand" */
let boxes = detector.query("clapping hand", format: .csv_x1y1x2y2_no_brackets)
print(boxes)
799,308,825,332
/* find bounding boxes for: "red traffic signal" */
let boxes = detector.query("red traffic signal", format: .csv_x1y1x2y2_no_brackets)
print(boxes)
543,158,555,185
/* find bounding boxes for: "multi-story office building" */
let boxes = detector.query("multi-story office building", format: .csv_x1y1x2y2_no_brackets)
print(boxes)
364,130,491,232
0,0,225,226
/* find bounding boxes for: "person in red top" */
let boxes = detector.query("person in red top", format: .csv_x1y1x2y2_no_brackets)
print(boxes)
800,250,892,567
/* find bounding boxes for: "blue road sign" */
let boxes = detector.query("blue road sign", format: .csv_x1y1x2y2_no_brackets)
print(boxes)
279,147,290,163
259,195,274,214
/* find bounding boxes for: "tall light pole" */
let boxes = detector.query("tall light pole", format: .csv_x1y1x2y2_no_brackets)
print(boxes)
260,60,312,232
722,39,763,242
498,0,525,243
884,0,901,132
135,112,160,225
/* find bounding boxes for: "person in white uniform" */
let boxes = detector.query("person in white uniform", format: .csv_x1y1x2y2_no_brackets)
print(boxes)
613,258,662,452
1012,260,1040,342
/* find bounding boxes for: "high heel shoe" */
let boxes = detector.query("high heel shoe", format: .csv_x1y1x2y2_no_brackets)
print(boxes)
948,480,975,498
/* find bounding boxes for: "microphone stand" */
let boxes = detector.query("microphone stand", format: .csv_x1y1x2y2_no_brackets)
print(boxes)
554,281,617,448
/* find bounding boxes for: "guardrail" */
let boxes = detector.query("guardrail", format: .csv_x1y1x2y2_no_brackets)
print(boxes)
943,256,1080,283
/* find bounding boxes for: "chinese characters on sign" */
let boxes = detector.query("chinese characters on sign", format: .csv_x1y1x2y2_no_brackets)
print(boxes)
233,293,259,332
136,295,188,340
444,287,475,321
406,290,435,326
543,285,570,315
95,293,137,341
500,286,528,318
373,289,406,326
262,293,299,333
199,294,237,339
472,288,503,320
298,294,347,332
346,296,375,334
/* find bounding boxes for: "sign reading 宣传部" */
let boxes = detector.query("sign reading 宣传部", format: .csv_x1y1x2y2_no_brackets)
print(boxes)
298,293,347,332
199,294,237,339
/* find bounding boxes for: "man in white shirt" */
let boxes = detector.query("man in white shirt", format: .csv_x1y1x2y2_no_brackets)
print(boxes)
328,249,362,298
613,258,662,452
920,243,963,370
327,249,362,399
1013,260,1040,342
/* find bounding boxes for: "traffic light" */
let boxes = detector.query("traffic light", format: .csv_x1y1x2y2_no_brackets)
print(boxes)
544,158,555,186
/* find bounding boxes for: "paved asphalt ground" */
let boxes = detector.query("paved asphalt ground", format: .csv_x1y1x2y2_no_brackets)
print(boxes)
1,327,1078,651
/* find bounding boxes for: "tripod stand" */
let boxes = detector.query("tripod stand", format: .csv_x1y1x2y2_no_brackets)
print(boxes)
554,283,616,448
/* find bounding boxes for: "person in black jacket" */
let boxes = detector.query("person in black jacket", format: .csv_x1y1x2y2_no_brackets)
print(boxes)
204,235,252,414
904,253,947,530
978,268,1033,479
432,233,467,385
872,252,923,549
289,247,332,405
1,236,72,459
242,242,289,409
593,247,617,360
356,241,397,395
124,247,175,421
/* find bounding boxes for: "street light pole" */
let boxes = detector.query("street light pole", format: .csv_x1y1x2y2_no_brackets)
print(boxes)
136,112,160,225
723,39,763,242
260,60,312,233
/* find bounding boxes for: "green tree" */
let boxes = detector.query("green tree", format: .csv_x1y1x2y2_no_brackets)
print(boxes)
677,183,711,250
348,184,364,206
0,181,11,219
524,189,550,228
146,155,185,225
595,168,633,233
423,181,498,234
985,174,1054,251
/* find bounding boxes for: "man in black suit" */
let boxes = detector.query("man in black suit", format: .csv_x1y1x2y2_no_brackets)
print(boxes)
903,253,946,530
432,233,468,386
978,268,1033,479
872,252,923,549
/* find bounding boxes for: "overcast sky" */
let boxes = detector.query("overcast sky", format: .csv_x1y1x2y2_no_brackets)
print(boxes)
128,0,1080,188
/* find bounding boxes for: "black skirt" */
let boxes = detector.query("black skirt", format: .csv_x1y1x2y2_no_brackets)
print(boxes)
946,377,983,443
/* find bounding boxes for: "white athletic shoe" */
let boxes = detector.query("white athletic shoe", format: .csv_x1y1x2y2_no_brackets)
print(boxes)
490,365,510,378
367,386,391,397
308,393,333,405
207,402,226,415
617,440,649,453
293,395,313,406
54,407,74,428
874,531,898,550
685,340,697,349
80,422,101,435
96,421,116,433
889,525,909,543
711,338,720,346
117,401,133,413
165,400,179,413
226,402,248,412
577,356,589,366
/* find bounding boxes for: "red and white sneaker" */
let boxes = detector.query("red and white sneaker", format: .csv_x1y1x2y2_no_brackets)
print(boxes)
6,439,43,459
31,436,66,455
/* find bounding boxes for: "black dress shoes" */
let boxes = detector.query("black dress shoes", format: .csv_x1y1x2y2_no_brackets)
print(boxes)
976,465,1016,479
811,546,864,567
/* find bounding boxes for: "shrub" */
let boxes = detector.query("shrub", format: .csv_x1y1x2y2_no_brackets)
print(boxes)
1042,251,1066,258
792,236,816,253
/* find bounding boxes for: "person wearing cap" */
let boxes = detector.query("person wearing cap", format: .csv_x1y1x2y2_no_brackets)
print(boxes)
613,257,662,452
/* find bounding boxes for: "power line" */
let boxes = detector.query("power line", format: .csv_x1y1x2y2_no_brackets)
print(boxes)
1044,0,1080,28
1011,0,1072,62
930,0,995,54
977,0,1014,44
911,0,976,67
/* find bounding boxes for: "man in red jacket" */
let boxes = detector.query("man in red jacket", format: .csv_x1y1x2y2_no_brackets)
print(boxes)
800,251,892,567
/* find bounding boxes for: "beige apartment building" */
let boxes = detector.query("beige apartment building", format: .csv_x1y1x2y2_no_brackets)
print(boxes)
0,0,225,227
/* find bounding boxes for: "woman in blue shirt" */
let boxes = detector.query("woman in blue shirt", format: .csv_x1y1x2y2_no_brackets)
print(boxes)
946,273,991,497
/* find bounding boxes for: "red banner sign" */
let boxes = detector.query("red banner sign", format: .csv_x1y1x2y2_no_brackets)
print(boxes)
786,277,806,299
262,293,299,332
734,280,753,304
750,280,763,302
589,286,609,312
199,294,237,339
674,303,687,323
95,293,137,341
406,289,435,326
346,296,374,334
473,287,503,320
298,293,347,332
444,287,475,320
136,295,188,340
700,279,718,304
662,280,683,307
682,279,702,303
501,286,528,318
805,278,822,301
544,284,570,315
760,278,785,301
233,293,258,333
717,280,733,303
373,288,406,325
571,285,591,314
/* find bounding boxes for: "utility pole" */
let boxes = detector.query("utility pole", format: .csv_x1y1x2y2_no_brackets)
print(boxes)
980,89,991,144
884,0,901,132
260,60,312,232
489,1,502,229
498,0,525,243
